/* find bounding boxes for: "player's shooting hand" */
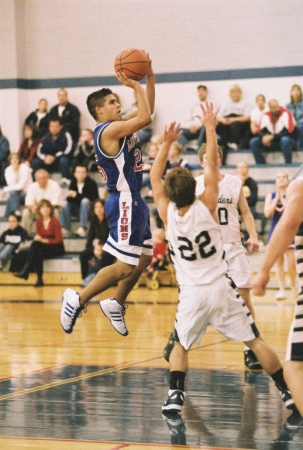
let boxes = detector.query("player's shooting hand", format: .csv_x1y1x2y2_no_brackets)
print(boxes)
116,70,139,88
196,102,219,128
163,122,183,145
252,270,270,296
144,52,154,76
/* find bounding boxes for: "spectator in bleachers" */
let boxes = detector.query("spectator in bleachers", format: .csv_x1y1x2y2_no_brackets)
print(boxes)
22,168,63,235
250,94,267,135
48,88,80,143
14,199,65,287
71,128,97,174
142,142,159,186
60,165,99,237
24,98,49,138
0,124,10,187
167,142,190,172
31,118,74,179
250,99,297,164
2,153,33,219
79,198,115,284
178,85,212,150
18,124,41,168
82,239,105,287
286,84,303,149
216,85,252,164
147,227,167,274
236,160,267,236
0,212,30,270
263,171,297,300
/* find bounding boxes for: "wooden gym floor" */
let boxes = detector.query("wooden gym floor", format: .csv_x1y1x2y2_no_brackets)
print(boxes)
0,284,302,450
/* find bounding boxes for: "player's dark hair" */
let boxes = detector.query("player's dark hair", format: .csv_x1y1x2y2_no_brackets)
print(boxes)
164,167,196,208
197,85,207,90
86,88,113,120
198,143,223,162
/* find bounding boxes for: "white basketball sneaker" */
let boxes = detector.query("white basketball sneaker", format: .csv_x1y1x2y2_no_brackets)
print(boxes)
61,288,83,334
99,298,128,336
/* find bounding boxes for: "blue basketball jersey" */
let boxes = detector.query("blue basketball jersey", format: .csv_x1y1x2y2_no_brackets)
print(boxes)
94,122,143,193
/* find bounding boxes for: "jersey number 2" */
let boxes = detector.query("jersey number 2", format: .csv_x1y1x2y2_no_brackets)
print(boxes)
134,149,143,172
177,231,216,261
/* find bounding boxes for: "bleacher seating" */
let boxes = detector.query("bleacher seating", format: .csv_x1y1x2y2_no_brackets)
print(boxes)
0,147,302,288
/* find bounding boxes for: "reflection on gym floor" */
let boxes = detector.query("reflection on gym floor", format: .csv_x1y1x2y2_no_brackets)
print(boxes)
0,365,302,448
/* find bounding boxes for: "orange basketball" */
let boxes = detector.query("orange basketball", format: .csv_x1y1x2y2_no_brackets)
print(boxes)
114,48,150,81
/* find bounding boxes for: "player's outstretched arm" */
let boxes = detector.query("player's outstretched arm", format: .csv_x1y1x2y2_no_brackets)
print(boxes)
150,122,182,225
252,179,303,296
109,70,152,139
198,102,219,215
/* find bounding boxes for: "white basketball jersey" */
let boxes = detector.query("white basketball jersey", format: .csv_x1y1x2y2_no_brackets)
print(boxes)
166,199,227,286
195,173,242,243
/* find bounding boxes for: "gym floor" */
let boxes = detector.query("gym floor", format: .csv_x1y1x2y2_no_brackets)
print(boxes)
0,285,302,449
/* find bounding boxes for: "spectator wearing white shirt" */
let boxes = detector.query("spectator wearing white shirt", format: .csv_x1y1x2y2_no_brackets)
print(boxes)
2,153,33,219
178,85,214,150
216,85,252,164
250,94,268,135
22,168,63,234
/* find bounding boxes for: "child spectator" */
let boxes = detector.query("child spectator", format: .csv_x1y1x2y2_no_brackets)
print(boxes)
0,212,31,270
148,228,167,273
82,239,105,286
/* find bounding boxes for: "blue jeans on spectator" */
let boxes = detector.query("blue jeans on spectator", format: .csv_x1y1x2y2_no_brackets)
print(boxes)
31,155,71,178
4,190,26,219
297,122,303,149
0,243,15,268
60,198,92,231
178,126,205,149
250,135,297,164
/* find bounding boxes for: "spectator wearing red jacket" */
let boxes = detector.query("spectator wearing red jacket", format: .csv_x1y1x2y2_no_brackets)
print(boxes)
250,99,297,164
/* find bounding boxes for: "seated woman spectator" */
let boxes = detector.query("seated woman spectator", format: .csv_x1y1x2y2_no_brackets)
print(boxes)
71,128,97,173
286,84,303,149
0,124,10,186
2,153,33,220
264,172,297,300
25,98,49,138
82,239,105,287
0,212,31,270
216,85,252,164
79,198,115,284
18,124,41,168
14,199,65,287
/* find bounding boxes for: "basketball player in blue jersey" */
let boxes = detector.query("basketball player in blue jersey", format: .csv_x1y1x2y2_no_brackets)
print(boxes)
150,103,297,414
253,176,303,416
61,57,155,337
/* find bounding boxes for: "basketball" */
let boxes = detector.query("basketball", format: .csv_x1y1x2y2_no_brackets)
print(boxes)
114,48,150,81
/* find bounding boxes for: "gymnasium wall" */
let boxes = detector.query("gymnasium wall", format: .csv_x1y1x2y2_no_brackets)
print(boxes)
1,0,303,150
